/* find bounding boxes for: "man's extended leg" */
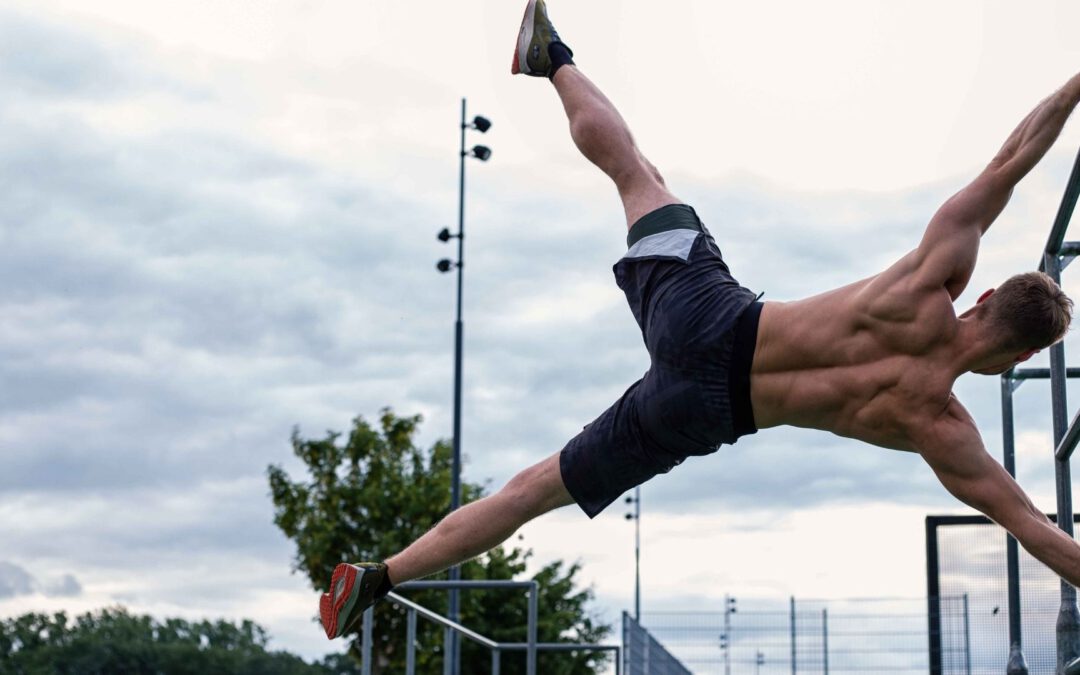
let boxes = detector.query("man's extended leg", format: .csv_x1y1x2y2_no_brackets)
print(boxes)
550,65,681,227
320,451,573,638
385,452,573,581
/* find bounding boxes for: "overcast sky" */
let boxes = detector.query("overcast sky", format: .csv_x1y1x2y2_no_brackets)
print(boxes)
3,0,1080,665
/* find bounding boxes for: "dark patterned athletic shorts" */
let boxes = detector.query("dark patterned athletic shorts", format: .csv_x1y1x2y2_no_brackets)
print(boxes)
559,204,763,518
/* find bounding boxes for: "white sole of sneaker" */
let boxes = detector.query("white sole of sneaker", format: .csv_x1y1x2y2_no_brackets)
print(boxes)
513,0,538,75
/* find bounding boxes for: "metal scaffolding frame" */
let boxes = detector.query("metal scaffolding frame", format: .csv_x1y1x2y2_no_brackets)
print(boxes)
999,143,1080,674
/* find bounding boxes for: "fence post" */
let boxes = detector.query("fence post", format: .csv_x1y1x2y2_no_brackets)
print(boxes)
791,596,797,674
926,518,943,675
962,594,971,675
822,608,829,675
362,606,374,675
491,649,500,675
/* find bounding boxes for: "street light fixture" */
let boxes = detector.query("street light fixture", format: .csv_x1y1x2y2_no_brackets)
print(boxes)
435,97,491,675
470,145,493,162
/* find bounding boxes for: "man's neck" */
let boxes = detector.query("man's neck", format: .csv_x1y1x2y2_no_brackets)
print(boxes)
952,318,1009,375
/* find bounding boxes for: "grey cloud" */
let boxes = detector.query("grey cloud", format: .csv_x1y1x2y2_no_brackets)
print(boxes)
0,562,35,599
0,561,82,599
45,574,82,598
0,10,205,103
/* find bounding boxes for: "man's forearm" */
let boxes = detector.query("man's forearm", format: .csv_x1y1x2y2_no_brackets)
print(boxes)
994,72,1080,183
1015,513,1080,588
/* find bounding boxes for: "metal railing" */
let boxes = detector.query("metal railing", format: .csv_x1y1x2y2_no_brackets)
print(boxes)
1000,142,1080,673
357,579,621,675
623,612,692,675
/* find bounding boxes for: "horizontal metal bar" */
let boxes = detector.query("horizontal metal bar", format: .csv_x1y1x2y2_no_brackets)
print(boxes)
1042,144,1080,258
497,643,621,653
397,580,536,591
386,592,500,649
1056,408,1080,461
1010,367,1080,380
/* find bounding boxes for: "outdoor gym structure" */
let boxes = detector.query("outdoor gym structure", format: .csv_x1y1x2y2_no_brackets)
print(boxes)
1000,141,1080,675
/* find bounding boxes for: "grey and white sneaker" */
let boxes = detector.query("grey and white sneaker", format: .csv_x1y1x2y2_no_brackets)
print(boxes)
511,0,572,77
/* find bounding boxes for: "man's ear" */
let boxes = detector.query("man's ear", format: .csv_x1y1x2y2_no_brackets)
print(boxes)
1017,349,1037,363
977,288,995,304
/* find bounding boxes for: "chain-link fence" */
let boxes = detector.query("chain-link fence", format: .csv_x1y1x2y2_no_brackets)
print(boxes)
642,596,970,674
928,514,1080,674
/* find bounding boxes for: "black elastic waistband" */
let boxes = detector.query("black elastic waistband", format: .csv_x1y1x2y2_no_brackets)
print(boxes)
730,301,763,439
626,204,703,248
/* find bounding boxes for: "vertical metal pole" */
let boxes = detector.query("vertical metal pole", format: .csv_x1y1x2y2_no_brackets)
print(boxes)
622,613,629,675
634,486,641,622
962,594,971,675
491,649,500,675
527,583,538,675
790,596,797,675
724,595,732,675
448,96,468,675
443,627,452,675
927,518,943,675
361,607,374,675
1046,251,1080,673
1002,373,1031,675
406,608,417,675
822,608,829,675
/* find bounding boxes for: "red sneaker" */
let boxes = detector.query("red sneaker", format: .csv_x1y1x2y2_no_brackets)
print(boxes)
319,562,388,639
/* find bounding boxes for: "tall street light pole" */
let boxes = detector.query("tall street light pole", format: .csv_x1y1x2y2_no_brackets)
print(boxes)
625,488,641,621
437,97,491,675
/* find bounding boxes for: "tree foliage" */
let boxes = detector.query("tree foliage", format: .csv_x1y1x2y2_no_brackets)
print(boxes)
268,409,611,675
0,607,357,675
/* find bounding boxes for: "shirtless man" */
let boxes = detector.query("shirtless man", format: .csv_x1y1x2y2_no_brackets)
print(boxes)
321,0,1080,639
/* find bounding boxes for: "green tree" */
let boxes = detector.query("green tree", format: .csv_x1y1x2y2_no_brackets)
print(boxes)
268,409,611,675
0,606,358,675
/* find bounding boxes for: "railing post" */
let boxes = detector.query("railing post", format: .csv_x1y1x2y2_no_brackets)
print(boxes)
362,606,374,675
491,649,500,675
443,627,453,675
406,608,417,675
527,582,538,675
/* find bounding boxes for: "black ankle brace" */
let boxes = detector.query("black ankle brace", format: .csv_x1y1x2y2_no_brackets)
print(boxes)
375,568,394,599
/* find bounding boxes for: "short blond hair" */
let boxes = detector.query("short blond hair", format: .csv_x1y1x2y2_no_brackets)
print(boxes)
984,271,1073,351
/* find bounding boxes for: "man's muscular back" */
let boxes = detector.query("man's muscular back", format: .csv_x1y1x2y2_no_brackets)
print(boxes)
750,257,960,452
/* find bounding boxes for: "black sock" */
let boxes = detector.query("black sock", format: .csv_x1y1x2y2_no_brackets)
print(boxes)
375,567,394,599
548,41,575,79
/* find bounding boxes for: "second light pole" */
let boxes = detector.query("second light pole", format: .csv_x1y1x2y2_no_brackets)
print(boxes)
625,488,641,621
437,97,491,675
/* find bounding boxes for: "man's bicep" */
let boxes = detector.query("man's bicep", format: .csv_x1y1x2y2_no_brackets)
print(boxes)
914,170,1010,296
